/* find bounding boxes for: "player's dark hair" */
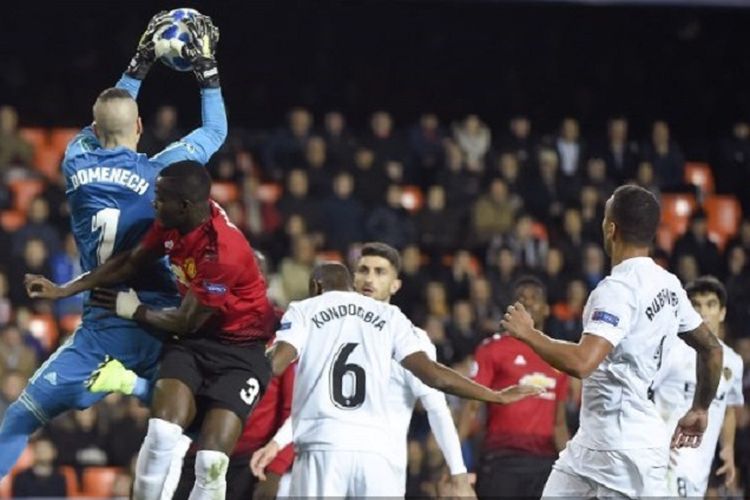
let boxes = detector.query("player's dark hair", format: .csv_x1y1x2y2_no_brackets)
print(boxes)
311,262,352,292
610,184,660,246
360,242,402,274
685,276,727,308
512,275,547,301
159,161,211,203
96,88,134,102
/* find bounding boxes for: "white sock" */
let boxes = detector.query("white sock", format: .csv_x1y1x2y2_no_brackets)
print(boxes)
187,450,229,500
160,434,193,500
133,418,184,500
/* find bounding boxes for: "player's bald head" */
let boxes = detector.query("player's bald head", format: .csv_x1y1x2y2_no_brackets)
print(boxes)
310,262,353,295
158,161,212,203
93,88,139,139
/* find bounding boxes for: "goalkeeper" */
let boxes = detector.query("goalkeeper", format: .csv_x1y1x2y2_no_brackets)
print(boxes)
0,12,226,479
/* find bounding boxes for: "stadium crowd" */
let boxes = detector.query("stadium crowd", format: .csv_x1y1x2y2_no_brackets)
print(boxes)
0,102,748,497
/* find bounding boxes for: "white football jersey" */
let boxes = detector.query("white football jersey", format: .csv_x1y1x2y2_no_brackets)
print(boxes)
654,339,744,495
274,290,425,457
574,257,703,451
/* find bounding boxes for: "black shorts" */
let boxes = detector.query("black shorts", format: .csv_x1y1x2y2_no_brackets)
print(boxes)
158,336,271,422
475,451,555,499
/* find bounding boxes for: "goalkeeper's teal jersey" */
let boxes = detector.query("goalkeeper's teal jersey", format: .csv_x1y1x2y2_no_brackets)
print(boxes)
62,74,227,330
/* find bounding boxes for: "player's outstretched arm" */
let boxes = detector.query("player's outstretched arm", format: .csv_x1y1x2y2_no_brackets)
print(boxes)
25,243,157,300
125,11,172,81
671,323,723,449
501,302,613,379
151,15,227,168
402,351,542,403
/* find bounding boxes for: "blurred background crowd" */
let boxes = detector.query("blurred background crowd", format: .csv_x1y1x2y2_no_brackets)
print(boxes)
2,1,750,498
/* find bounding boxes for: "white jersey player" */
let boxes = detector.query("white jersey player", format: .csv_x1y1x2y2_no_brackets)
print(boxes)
266,262,541,498
654,276,744,497
501,185,724,498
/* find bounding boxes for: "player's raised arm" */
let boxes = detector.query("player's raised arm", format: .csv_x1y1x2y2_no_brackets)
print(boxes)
151,15,227,168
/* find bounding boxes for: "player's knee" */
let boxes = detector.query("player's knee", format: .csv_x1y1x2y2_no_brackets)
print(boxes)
194,450,229,487
145,418,184,451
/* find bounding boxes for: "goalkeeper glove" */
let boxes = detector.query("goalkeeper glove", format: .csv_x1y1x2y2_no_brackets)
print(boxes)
125,11,172,80
182,15,221,89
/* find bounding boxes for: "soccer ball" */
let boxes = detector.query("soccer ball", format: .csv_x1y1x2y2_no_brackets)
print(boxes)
153,8,201,72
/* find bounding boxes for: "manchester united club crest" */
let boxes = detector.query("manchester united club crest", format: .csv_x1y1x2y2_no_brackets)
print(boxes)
184,258,197,280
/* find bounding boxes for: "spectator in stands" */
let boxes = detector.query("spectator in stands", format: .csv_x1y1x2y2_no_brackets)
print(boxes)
211,154,241,183
584,157,615,201
322,111,356,168
304,135,332,197
423,281,451,324
391,245,429,320
726,219,750,256
409,113,445,187
105,397,148,467
352,146,388,209
642,120,685,189
672,210,722,276
554,207,585,276
422,315,455,365
486,152,524,195
11,196,61,257
437,140,481,206
365,184,416,250
453,114,491,173
240,174,283,246
264,107,313,178
0,371,26,422
278,234,317,305
42,175,71,235
725,245,750,338
363,110,406,164
716,120,750,214
633,160,661,199
10,238,51,308
11,437,68,498
0,324,37,380
0,272,11,327
579,185,605,243
602,116,638,183
416,185,461,258
487,246,520,311
676,253,700,285
548,279,586,341
470,178,520,251
138,105,182,157
581,243,606,290
469,276,502,339
541,246,569,305
500,114,535,166
0,105,34,172
525,148,567,224
321,171,365,254
488,213,547,271
277,169,321,231
47,407,108,471
444,250,478,303
556,117,585,179
446,300,479,363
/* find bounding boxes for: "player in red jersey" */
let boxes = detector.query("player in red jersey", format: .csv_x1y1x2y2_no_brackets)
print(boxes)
459,276,569,499
26,161,275,500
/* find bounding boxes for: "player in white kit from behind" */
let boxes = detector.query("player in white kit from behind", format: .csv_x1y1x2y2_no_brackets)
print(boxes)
265,263,540,497
501,185,724,498
654,276,744,497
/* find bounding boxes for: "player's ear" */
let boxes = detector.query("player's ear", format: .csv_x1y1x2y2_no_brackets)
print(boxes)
390,278,402,295
92,122,100,140
719,306,727,323
136,116,143,136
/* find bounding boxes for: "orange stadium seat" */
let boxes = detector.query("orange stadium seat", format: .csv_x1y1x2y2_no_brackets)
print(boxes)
531,221,549,241
18,127,49,152
28,314,59,352
684,162,715,196
50,127,79,154
257,183,282,204
211,181,240,205
33,145,63,181
59,466,80,497
704,194,742,250
1,210,26,232
660,193,697,237
8,178,44,213
400,185,424,212
81,466,121,498
59,313,82,335
316,250,344,263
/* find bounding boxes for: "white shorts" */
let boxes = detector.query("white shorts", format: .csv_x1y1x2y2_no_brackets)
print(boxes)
289,450,403,497
543,440,669,498
276,471,292,497
668,452,708,498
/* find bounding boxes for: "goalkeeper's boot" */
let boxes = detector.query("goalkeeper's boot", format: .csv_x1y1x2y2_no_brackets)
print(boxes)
87,357,137,395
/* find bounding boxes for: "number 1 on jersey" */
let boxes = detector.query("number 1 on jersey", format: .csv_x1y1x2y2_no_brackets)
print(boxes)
92,208,120,264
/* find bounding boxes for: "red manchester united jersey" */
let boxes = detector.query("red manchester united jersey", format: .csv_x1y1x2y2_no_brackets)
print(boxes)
472,333,568,456
141,200,274,343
